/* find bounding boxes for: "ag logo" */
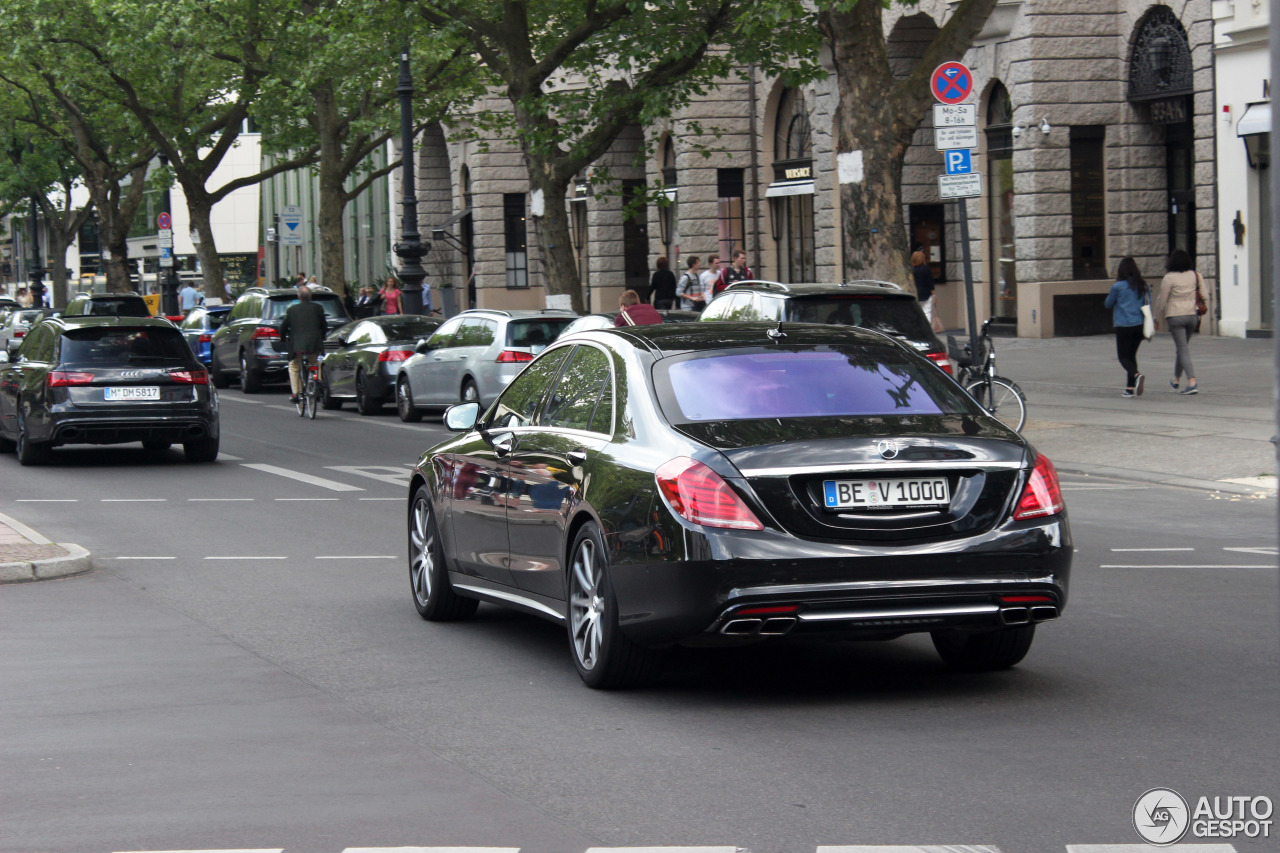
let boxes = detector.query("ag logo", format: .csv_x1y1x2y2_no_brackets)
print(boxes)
877,439,904,459
1134,787,1190,846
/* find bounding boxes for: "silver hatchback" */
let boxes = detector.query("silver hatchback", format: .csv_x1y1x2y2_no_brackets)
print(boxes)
394,309,576,421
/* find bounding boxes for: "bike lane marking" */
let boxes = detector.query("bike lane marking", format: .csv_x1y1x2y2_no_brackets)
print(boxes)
241,463,365,492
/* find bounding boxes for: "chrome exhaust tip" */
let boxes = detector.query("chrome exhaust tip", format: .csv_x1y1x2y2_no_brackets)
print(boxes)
759,617,797,636
1030,605,1059,622
999,606,1031,625
720,618,763,636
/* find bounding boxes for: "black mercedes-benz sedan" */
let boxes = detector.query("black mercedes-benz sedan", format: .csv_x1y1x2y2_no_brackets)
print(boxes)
406,323,1071,688
0,316,220,465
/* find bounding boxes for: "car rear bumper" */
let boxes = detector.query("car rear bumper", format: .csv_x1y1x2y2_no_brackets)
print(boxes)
40,402,219,447
606,515,1072,646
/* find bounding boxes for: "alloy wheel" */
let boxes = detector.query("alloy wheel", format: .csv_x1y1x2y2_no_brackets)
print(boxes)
568,537,604,671
409,497,435,607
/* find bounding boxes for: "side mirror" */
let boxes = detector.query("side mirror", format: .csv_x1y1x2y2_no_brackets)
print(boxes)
414,338,433,354
443,401,481,432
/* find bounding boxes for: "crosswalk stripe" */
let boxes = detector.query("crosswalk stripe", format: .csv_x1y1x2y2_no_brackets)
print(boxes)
1065,845,1237,852
342,848,519,853
585,848,742,853
242,463,365,492
818,847,1001,853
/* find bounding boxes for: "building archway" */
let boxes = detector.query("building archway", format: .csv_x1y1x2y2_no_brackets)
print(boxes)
767,87,815,283
984,81,1016,322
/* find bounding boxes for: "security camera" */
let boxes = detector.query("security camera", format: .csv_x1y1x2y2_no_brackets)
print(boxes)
1012,124,1024,139
1039,117,1051,135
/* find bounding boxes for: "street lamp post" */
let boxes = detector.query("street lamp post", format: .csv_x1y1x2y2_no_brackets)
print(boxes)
393,47,430,315
158,154,178,316
28,194,43,308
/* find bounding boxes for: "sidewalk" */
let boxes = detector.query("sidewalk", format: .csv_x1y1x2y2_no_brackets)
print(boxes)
0,511,90,583
977,331,1278,494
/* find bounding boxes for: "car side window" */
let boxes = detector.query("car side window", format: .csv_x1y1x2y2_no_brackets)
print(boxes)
757,295,785,322
427,317,464,349
540,345,611,433
701,294,730,320
453,318,496,347
20,325,54,362
489,347,571,430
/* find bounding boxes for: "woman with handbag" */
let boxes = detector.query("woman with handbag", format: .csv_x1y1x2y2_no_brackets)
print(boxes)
1105,257,1151,398
1154,249,1209,395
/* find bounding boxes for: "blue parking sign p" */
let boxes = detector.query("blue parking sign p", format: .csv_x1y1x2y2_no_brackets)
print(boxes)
944,149,972,175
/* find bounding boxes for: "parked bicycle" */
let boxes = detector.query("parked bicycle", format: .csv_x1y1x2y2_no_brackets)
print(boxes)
295,352,321,419
948,319,1027,431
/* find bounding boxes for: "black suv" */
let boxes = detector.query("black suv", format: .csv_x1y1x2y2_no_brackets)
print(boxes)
0,316,220,465
63,292,152,318
209,286,350,392
700,280,951,373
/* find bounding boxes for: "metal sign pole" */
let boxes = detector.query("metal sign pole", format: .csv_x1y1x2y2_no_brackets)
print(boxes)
956,197,979,357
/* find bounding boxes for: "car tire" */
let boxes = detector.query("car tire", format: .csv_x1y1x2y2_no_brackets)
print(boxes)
320,368,342,410
355,370,380,415
932,624,1036,671
566,522,659,689
397,376,422,423
409,486,478,621
142,440,171,451
460,377,479,406
183,435,219,463
210,352,230,389
239,352,261,394
16,411,51,467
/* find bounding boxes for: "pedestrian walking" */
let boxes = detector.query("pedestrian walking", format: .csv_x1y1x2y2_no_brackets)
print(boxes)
911,250,935,323
1105,257,1151,398
650,256,677,309
381,276,402,315
676,257,705,311
615,290,663,326
700,255,722,295
179,281,202,313
715,250,754,294
1153,249,1208,395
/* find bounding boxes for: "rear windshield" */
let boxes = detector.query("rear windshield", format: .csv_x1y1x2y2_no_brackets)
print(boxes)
86,298,150,318
788,297,933,341
378,316,439,340
508,318,575,351
264,296,348,322
60,327,194,365
658,348,971,422
12,310,46,326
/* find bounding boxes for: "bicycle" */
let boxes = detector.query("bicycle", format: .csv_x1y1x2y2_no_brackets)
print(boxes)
947,319,1027,431
294,352,321,419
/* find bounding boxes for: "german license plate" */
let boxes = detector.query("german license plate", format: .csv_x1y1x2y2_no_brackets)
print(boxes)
105,386,160,401
823,477,950,509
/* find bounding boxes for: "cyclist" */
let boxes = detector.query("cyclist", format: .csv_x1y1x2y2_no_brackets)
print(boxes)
279,285,327,404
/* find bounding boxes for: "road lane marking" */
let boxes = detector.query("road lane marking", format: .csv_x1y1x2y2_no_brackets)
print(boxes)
1100,564,1274,570
189,498,255,502
115,850,284,853
316,555,396,560
326,465,414,487
585,849,743,853
242,463,364,492
216,453,243,460
1110,547,1194,552
1066,845,1236,852
342,848,520,853
102,498,167,502
1224,546,1278,556
16,499,78,502
204,556,288,561
819,848,1001,853
113,557,177,561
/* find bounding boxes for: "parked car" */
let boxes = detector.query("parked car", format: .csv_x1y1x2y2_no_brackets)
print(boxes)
394,309,576,422
0,316,220,465
0,297,20,323
62,292,153,319
406,322,1071,688
701,280,952,373
177,305,233,366
555,309,702,339
208,286,350,393
0,308,51,356
320,315,442,414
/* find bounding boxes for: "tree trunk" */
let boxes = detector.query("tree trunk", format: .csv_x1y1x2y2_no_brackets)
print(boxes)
526,164,582,313
86,187,136,294
184,191,225,292
46,229,70,308
314,82,349,298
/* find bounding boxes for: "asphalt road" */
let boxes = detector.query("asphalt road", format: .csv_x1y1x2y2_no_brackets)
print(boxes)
1,384,1276,853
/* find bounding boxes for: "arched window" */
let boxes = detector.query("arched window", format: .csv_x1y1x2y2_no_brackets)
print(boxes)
985,82,1016,321
768,89,815,282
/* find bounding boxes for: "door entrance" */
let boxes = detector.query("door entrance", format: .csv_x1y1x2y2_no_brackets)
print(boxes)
1166,122,1196,260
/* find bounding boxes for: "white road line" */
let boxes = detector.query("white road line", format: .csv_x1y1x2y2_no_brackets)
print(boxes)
15,499,78,502
365,419,437,432
216,452,244,460
326,465,414,487
1100,564,1275,570
586,848,744,853
189,498,255,502
115,850,283,853
102,498,167,502
241,463,364,492
216,395,265,404
204,556,288,561
113,557,177,561
275,497,340,502
343,848,520,852
315,555,396,560
1066,845,1236,852
818,848,1000,853
1110,547,1194,552
359,497,402,501
1224,546,1278,556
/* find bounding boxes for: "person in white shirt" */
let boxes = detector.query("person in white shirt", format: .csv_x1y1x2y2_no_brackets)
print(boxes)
699,255,720,294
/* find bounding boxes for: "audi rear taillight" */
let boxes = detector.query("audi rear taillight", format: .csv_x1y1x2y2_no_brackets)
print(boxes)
655,457,764,531
496,350,533,363
1013,454,1064,520
378,350,411,362
925,351,952,374
169,369,209,385
48,371,95,387
252,327,281,340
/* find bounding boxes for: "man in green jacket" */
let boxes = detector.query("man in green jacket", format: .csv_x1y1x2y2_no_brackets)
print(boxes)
279,286,327,404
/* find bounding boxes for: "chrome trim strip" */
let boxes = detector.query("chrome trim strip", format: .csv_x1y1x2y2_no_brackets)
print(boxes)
727,574,1058,601
797,603,1000,622
453,583,565,621
739,460,1023,477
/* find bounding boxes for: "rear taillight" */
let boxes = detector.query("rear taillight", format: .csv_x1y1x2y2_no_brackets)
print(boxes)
165,315,185,323
1013,454,1064,520
655,457,764,531
14,329,25,338
925,351,952,374
496,350,533,363
378,350,412,362
48,371,95,387
169,370,209,385
198,334,212,343
252,327,281,340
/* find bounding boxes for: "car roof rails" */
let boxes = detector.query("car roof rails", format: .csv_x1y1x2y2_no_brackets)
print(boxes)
725,279,789,292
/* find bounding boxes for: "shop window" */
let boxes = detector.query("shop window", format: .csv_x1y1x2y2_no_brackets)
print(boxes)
504,193,528,289
717,168,745,261
1070,126,1107,279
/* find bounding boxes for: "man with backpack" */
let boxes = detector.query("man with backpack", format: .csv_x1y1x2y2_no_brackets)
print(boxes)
676,256,706,311
715,250,754,295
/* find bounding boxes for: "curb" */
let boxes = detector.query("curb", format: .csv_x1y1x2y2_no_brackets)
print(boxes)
1055,462,1278,496
0,543,92,583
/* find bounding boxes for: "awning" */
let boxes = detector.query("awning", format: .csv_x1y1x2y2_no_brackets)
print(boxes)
765,179,815,198
1237,102,1271,137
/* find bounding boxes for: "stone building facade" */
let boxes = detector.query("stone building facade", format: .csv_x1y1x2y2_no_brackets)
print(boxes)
405,0,1217,338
